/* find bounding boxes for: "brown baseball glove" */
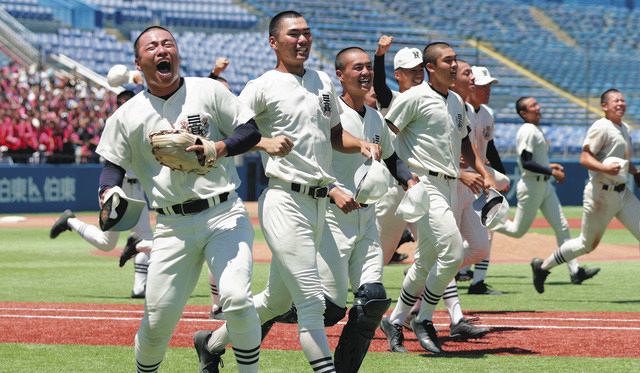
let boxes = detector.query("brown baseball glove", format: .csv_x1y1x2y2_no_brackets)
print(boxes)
149,129,217,175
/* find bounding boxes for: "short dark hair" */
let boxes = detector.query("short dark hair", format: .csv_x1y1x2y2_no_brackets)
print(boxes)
269,10,304,37
600,88,620,104
116,90,135,106
133,25,174,58
515,96,532,120
335,46,367,71
423,42,450,66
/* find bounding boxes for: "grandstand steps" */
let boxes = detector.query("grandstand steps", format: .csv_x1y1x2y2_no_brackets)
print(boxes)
528,6,577,47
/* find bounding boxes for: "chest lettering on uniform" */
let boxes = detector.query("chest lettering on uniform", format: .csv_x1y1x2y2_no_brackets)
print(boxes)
483,125,492,140
456,113,463,130
371,134,381,145
320,93,331,117
177,114,209,136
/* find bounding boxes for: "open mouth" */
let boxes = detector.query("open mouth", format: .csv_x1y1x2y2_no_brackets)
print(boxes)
157,61,171,74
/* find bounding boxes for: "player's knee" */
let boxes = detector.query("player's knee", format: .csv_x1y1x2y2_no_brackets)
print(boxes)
295,295,326,331
323,297,347,326
349,283,391,330
218,288,253,313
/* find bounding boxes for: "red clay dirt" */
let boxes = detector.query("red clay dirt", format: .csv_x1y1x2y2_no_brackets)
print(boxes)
2,302,640,358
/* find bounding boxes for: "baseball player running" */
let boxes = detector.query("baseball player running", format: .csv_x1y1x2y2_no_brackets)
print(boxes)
380,42,495,354
201,12,379,373
50,90,152,298
95,26,284,373
372,36,424,264
493,96,599,286
532,89,640,293
463,65,510,295
319,47,415,372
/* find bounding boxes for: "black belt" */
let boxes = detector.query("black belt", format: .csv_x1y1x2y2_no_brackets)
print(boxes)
291,183,328,199
156,192,229,215
536,175,551,182
126,178,138,184
428,170,456,180
602,183,625,192
330,199,368,208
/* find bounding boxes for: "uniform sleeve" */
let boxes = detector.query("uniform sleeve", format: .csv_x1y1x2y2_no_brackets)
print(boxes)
516,126,537,155
384,92,416,131
329,80,343,128
238,79,265,119
212,81,254,137
379,113,395,160
583,122,605,155
95,110,132,171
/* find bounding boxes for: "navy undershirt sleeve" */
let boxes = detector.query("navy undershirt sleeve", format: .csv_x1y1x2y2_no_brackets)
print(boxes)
222,118,262,156
520,149,552,175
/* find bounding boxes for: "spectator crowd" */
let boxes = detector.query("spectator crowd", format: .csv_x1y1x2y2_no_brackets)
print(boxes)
0,62,118,164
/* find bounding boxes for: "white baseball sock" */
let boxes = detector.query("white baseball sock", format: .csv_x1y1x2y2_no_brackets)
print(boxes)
442,279,464,325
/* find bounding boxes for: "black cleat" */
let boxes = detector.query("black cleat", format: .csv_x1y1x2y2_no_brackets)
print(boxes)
570,266,600,285
379,317,408,353
396,229,415,248
49,209,75,239
119,233,141,267
449,318,489,339
130,290,145,299
193,330,225,373
531,258,551,294
390,251,409,263
411,318,442,354
455,269,474,282
468,280,502,295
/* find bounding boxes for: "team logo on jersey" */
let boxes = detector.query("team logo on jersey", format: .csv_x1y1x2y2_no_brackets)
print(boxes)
371,134,380,144
178,114,209,136
320,93,332,117
482,125,493,140
456,113,464,130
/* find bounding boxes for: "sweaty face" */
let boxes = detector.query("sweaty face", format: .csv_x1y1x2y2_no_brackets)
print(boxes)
338,50,373,99
134,28,181,96
453,62,474,98
394,64,424,92
602,91,626,124
270,17,312,70
474,84,491,105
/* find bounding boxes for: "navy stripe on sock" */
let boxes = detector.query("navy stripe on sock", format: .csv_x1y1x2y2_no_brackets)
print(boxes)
136,360,160,373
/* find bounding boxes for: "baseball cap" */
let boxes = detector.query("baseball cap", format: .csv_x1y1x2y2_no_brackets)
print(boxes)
395,181,429,223
99,186,146,231
471,66,498,86
601,156,628,184
354,158,392,204
394,48,423,70
472,188,509,229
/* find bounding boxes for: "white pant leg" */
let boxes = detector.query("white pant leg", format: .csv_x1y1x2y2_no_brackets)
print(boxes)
349,206,385,291
494,178,545,238
539,184,571,247
375,185,409,264
616,188,640,241
122,180,154,241
317,204,352,308
456,182,490,267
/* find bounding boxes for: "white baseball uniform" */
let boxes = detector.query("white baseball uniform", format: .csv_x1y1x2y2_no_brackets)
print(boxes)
96,77,261,372
493,121,579,274
385,82,468,325
554,118,640,261
317,99,394,308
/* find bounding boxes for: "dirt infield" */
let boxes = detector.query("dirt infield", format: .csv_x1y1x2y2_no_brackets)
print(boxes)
1,301,639,358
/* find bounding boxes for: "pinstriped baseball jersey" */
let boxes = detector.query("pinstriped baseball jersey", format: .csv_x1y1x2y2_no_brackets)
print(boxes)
583,118,632,181
240,69,341,186
385,82,469,178
96,77,252,208
333,99,394,194
515,122,550,178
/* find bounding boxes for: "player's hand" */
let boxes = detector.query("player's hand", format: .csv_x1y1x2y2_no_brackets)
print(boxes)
460,170,484,194
262,136,294,156
482,171,497,190
551,168,566,183
602,161,622,176
186,141,226,161
403,173,420,190
98,187,111,208
213,57,230,75
360,141,381,160
550,163,564,172
329,186,360,214
376,35,394,56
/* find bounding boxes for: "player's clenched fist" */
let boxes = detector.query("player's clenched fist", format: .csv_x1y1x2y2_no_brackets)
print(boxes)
376,35,394,56
550,163,566,183
255,135,294,156
360,141,381,161
329,186,360,214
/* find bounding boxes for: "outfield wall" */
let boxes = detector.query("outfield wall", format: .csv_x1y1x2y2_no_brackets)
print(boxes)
1,159,638,213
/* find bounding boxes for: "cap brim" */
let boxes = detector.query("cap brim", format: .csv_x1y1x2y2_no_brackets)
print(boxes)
99,187,146,231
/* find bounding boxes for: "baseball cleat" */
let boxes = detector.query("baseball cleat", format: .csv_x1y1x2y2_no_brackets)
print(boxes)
390,251,409,263
49,209,75,239
130,290,145,299
531,258,551,294
570,266,601,285
119,233,142,267
455,269,474,282
209,307,225,320
449,318,490,340
194,330,225,373
379,317,408,353
411,318,442,354
468,280,502,295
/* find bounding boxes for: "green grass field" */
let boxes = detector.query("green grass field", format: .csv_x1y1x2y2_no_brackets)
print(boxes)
1,210,639,372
